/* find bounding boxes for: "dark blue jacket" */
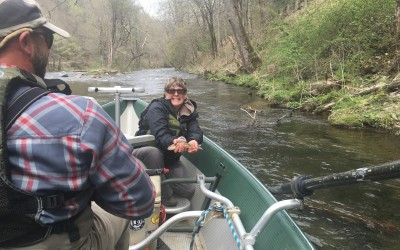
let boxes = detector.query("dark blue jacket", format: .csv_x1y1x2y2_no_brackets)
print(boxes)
136,97,203,164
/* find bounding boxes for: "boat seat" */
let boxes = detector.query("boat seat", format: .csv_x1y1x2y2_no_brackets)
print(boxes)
119,100,156,147
125,134,156,147
164,197,191,214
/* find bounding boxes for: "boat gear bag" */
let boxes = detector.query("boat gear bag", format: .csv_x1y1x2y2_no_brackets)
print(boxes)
0,68,79,247
135,98,162,136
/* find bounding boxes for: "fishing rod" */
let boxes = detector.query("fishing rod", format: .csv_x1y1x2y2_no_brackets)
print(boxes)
268,160,400,198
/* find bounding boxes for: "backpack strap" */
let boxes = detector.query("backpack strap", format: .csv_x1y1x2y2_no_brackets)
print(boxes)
3,86,75,211
2,86,83,243
4,87,50,131
44,79,72,95
135,98,161,136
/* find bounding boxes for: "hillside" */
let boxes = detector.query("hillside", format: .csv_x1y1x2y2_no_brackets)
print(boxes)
187,0,400,135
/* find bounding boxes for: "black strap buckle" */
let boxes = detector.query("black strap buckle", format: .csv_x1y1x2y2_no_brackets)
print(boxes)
51,211,82,243
43,194,64,209
51,220,80,243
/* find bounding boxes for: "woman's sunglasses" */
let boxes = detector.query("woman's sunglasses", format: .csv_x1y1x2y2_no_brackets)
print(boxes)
31,30,54,49
165,88,187,94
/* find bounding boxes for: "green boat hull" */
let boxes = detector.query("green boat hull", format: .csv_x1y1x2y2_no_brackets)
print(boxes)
102,98,314,250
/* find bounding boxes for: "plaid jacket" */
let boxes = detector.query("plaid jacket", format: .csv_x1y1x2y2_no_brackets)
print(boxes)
6,79,155,224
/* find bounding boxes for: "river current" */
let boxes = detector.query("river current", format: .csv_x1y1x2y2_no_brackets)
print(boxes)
47,68,400,249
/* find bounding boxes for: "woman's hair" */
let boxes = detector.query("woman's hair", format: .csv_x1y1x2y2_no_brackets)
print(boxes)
164,76,187,92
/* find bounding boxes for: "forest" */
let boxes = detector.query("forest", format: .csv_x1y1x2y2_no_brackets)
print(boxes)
39,0,400,134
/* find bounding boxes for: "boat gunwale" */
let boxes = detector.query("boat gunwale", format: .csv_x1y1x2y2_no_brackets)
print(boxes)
102,98,315,249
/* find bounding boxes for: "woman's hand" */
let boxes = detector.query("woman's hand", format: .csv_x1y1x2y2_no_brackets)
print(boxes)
171,138,199,153
187,140,199,153
172,137,188,153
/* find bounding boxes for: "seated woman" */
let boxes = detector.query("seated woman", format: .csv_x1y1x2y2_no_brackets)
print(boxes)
133,76,203,207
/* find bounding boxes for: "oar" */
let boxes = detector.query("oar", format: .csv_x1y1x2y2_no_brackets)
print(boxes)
268,160,400,198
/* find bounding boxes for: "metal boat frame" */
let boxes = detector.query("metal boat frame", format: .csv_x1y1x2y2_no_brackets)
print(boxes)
88,86,314,250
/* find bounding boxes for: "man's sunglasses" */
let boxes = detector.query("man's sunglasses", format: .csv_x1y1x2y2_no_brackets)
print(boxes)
31,30,54,49
165,88,187,94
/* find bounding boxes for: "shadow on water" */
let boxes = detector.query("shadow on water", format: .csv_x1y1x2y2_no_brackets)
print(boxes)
47,68,400,249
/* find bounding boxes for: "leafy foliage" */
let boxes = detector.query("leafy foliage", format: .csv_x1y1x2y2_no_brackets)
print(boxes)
259,0,395,82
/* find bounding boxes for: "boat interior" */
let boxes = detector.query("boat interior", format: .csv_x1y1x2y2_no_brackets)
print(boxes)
118,98,239,249
89,87,314,250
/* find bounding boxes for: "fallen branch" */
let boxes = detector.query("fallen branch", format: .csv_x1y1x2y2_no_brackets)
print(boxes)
276,112,292,123
313,102,336,114
240,108,257,126
387,80,400,92
355,83,386,96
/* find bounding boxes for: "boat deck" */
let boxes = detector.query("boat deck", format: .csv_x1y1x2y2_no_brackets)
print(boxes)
158,232,203,250
153,216,237,250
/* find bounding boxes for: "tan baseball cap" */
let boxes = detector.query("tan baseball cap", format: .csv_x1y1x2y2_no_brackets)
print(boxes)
0,0,70,39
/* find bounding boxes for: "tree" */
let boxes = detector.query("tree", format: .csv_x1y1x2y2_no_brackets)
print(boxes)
192,0,218,57
396,0,400,42
106,0,141,68
224,0,261,73
159,0,210,68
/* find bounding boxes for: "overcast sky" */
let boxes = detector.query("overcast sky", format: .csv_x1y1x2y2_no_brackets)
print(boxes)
136,0,160,16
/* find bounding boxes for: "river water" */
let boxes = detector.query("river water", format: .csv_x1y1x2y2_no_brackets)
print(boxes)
48,68,400,249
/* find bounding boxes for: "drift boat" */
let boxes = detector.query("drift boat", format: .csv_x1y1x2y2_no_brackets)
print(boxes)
89,86,315,250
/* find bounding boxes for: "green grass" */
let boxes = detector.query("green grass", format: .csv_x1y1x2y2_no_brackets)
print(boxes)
205,0,400,133
328,93,399,129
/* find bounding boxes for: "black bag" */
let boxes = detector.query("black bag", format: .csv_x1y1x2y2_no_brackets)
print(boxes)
0,83,51,247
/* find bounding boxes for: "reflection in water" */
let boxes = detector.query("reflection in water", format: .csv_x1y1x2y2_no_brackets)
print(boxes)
47,69,400,249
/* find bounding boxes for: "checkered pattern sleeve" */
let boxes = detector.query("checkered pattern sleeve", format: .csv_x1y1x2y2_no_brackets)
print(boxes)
7,93,155,223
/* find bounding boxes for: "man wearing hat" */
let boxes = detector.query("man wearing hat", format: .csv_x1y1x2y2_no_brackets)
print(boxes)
0,0,155,249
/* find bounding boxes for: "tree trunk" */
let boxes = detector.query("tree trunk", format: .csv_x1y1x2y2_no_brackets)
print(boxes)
396,0,400,42
208,14,218,57
295,0,299,12
246,0,253,37
224,0,261,73
193,0,218,58
108,8,117,68
258,0,267,27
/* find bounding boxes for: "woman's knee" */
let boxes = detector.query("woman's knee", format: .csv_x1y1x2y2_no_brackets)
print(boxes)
173,183,195,199
144,147,164,159
133,147,164,169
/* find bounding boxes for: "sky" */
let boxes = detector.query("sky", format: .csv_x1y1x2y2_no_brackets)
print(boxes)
136,0,160,16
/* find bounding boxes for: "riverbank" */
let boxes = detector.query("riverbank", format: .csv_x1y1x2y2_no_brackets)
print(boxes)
185,0,400,135
194,69,400,135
